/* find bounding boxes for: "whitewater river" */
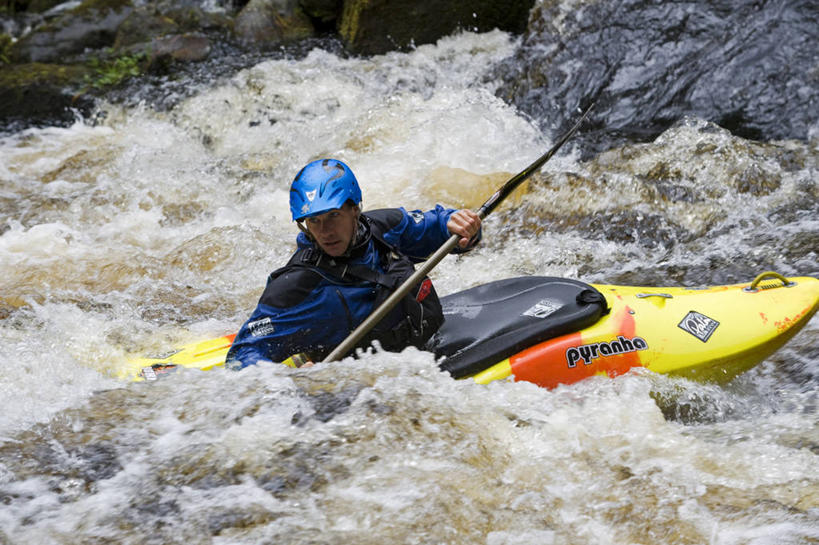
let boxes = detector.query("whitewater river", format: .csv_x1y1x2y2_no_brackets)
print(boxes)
1,26,818,545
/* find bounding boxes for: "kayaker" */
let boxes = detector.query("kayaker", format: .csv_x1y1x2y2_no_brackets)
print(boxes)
225,158,482,369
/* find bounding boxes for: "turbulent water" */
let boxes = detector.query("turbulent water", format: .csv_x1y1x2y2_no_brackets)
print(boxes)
1,11,818,545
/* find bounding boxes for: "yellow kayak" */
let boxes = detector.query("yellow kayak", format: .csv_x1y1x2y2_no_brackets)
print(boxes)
473,272,819,387
125,333,237,381
124,271,819,388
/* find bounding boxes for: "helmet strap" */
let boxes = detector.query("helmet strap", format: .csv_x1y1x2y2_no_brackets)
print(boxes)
296,220,314,242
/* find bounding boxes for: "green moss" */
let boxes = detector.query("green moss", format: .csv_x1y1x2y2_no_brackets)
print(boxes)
0,62,91,87
83,50,146,88
0,34,11,64
338,0,367,43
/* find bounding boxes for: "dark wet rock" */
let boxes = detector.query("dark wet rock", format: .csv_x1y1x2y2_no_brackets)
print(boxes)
11,0,134,63
132,497,181,518
112,5,234,68
112,6,180,49
495,0,819,155
299,0,340,29
73,442,123,481
339,0,536,55
5,438,122,501
291,384,364,425
150,32,211,61
119,32,212,63
26,0,67,13
33,0,77,12
640,164,699,204
155,2,233,33
508,199,690,253
234,0,314,45
205,507,280,535
734,164,780,196
0,62,95,128
579,210,686,248
651,383,744,424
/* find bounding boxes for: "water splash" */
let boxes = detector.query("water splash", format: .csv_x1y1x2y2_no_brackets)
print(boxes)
0,27,817,545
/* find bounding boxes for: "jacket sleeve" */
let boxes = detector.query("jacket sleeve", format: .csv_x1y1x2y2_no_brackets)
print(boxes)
372,205,481,261
225,269,356,369
225,304,304,369
226,291,349,369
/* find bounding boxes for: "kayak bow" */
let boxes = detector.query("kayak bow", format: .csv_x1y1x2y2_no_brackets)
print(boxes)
473,272,819,388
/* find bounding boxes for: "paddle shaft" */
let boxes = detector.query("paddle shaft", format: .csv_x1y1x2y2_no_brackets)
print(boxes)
323,103,594,362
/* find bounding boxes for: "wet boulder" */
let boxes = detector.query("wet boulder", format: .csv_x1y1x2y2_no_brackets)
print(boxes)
25,0,67,13
112,6,180,50
299,0,341,29
149,33,211,62
113,7,212,63
141,2,233,36
339,0,536,55
234,0,315,45
0,62,95,128
495,0,819,155
11,0,134,63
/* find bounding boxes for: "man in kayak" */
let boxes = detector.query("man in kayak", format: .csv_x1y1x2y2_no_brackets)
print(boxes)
226,158,482,369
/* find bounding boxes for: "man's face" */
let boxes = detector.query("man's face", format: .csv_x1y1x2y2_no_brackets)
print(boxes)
304,203,359,257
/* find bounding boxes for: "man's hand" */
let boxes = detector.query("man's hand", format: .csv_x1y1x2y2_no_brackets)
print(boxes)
447,209,482,248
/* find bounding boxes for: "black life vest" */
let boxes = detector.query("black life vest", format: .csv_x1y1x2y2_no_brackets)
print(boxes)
281,216,445,356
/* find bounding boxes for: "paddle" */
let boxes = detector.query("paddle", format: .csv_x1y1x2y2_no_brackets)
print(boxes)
323,103,595,362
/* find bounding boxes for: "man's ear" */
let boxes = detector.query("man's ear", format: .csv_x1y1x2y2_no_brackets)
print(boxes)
297,220,314,241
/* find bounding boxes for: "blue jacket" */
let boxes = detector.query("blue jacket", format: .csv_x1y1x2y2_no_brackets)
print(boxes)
226,205,478,369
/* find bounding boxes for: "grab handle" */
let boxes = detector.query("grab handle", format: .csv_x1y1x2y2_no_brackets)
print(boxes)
636,293,673,299
744,271,795,292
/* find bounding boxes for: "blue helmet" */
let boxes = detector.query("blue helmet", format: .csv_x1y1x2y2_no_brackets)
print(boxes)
289,159,362,221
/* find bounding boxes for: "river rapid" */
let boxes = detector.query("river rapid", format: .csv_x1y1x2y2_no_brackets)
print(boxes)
1,12,818,545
